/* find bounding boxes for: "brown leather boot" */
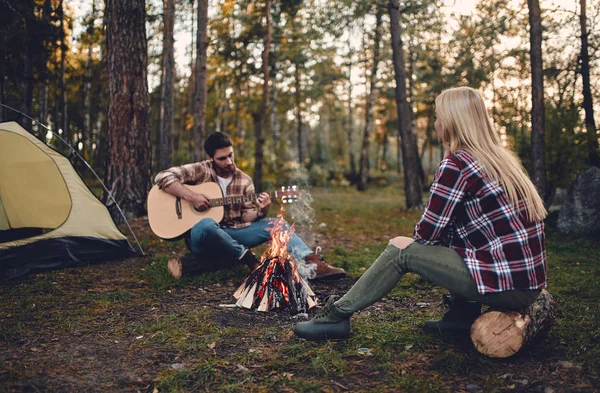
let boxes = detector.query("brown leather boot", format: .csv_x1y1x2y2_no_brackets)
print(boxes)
239,249,261,271
304,248,346,280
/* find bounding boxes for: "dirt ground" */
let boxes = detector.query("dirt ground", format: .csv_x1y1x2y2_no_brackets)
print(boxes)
1,217,598,393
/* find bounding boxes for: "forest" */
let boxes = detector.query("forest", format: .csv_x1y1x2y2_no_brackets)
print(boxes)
0,0,598,219
1,1,600,392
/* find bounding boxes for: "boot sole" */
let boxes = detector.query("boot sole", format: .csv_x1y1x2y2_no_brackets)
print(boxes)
310,272,346,280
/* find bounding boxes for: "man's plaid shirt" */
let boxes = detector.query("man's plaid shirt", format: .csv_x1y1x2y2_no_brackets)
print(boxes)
154,160,258,229
414,150,547,295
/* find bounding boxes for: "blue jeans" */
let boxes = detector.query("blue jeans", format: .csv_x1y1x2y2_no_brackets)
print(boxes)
336,242,541,314
187,218,313,264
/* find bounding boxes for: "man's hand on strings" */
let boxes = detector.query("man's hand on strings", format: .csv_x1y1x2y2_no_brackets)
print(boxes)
256,192,271,210
190,193,210,211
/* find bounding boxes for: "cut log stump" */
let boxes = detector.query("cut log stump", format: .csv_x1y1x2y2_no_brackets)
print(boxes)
168,253,231,279
470,289,557,358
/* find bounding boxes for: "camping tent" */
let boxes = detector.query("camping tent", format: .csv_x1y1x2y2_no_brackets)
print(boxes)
0,121,136,278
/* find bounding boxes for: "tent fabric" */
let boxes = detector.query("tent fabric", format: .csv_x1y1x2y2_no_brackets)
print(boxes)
0,121,136,278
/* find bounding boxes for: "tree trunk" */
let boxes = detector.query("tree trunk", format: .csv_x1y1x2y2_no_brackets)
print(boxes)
253,0,272,193
295,64,304,165
59,0,68,141
471,289,557,358
528,0,547,198
39,83,48,126
0,53,5,121
579,0,599,167
82,0,96,160
357,10,383,192
347,50,357,179
23,19,33,128
159,0,175,169
104,0,152,221
388,0,422,207
192,0,208,162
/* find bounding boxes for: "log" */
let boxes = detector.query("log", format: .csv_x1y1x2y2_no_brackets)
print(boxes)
470,289,557,358
167,253,232,279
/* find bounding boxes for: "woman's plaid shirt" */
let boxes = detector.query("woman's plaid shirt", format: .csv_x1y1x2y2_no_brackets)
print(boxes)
414,150,547,295
154,160,258,229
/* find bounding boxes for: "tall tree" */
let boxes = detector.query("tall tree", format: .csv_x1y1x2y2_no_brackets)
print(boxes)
82,0,96,160
253,0,272,192
104,0,152,219
59,0,68,139
528,0,547,198
389,0,422,207
158,0,175,169
357,7,383,191
579,0,599,167
192,0,208,161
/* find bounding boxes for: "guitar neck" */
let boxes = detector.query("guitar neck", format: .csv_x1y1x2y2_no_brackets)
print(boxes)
208,191,277,207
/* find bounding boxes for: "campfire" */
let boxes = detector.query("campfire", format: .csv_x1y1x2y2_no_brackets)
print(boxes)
233,208,317,313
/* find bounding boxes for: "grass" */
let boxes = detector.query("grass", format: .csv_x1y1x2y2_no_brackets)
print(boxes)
1,182,599,392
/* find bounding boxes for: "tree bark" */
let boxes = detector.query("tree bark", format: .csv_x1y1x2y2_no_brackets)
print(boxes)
159,0,175,169
192,0,208,162
295,64,305,165
579,0,599,167
82,0,96,160
59,0,68,141
357,10,383,192
528,0,547,198
471,289,557,358
253,0,272,193
104,0,152,221
388,0,422,207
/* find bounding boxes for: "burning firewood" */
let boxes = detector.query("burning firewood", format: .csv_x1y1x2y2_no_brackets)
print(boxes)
233,208,317,313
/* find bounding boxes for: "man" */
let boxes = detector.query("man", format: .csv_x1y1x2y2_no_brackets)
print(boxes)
154,132,345,279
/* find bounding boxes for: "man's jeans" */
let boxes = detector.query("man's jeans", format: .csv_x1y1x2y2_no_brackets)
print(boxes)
335,242,541,314
188,218,313,265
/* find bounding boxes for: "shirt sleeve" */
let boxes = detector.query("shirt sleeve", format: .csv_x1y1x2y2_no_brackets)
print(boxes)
154,162,208,189
414,157,466,246
241,182,260,221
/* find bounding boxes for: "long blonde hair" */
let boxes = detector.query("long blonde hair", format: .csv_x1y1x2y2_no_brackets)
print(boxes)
435,87,547,222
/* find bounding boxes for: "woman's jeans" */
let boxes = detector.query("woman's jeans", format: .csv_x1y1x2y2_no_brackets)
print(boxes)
336,242,541,314
187,217,313,265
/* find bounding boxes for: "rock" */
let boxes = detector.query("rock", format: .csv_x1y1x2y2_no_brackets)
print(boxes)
557,167,600,235
548,188,566,213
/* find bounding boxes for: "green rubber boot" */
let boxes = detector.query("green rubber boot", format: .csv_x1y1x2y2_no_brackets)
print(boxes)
424,295,481,332
294,296,352,340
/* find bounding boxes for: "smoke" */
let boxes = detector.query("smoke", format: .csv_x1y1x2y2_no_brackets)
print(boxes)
286,169,318,250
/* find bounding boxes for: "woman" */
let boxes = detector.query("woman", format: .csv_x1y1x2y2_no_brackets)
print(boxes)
295,87,547,340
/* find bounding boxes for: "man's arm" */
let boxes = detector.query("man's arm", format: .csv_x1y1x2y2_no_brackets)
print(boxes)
241,192,271,222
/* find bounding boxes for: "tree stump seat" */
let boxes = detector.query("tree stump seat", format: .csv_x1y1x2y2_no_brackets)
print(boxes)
168,252,234,279
470,289,557,358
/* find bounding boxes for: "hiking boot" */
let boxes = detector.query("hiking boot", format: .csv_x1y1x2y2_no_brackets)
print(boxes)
304,247,346,280
239,249,261,271
424,294,482,332
294,296,351,340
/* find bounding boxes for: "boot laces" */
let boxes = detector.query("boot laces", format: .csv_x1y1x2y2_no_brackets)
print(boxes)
314,296,338,320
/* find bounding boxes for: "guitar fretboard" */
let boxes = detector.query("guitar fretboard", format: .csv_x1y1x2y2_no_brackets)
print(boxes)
208,191,278,207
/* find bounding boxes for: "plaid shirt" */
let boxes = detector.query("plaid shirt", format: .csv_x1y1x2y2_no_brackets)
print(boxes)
154,160,258,228
414,150,547,294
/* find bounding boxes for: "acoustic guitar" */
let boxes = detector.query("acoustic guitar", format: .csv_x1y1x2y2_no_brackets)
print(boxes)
147,182,299,239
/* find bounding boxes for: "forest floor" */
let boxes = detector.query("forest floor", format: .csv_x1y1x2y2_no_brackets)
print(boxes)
1,186,599,393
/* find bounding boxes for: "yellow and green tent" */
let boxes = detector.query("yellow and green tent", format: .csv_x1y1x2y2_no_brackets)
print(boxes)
0,121,135,278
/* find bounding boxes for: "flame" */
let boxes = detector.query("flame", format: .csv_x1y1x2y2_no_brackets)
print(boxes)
264,206,294,261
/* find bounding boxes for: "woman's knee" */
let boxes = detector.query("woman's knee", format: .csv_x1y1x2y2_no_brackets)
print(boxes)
389,236,414,250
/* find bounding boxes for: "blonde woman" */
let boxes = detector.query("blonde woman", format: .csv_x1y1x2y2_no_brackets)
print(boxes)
295,87,547,340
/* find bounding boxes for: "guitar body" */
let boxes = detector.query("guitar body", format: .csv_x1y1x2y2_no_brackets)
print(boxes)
147,183,224,239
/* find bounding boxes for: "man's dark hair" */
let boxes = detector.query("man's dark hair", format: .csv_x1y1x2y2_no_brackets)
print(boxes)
204,132,233,157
